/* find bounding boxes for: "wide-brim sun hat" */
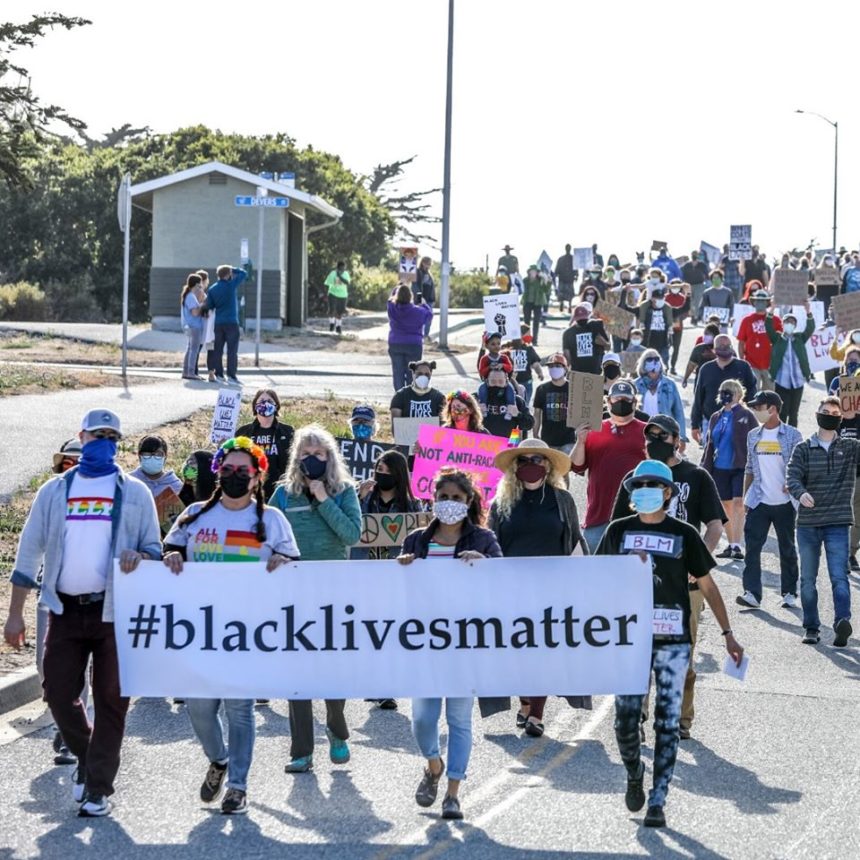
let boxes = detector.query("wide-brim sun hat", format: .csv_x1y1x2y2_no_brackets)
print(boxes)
494,438,571,475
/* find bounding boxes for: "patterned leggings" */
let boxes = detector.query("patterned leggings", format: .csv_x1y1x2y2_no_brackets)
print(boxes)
615,643,690,808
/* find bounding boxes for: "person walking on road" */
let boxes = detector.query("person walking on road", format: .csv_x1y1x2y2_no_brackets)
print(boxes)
767,305,815,428
205,264,248,386
3,409,161,818
555,244,577,313
533,353,577,454
737,289,781,392
325,261,351,335
563,302,610,374
522,264,551,346
632,350,686,440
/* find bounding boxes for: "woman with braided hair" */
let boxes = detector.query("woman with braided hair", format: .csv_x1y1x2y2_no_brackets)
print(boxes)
162,436,300,815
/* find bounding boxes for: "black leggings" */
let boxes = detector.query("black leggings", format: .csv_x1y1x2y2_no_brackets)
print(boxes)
775,384,803,427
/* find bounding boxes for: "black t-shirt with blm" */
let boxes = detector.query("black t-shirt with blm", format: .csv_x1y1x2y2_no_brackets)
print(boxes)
390,386,446,418
533,380,576,447
510,345,542,385
562,320,607,375
596,514,715,643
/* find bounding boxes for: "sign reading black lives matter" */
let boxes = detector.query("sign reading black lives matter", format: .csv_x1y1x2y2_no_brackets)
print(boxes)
210,389,242,444
728,224,752,261
337,438,408,482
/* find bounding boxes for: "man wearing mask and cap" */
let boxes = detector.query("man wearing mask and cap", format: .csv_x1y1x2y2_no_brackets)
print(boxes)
349,404,378,441
533,353,577,454
690,334,756,445
766,302,815,428
3,409,161,818
787,397,860,647
562,302,610,375
571,379,647,552
737,290,782,392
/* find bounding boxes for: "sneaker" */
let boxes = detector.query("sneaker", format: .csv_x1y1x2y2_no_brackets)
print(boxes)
79,795,112,817
326,727,350,764
802,628,820,645
851,554,860,573
679,726,691,741
643,805,666,828
336,326,342,336
441,794,464,820
285,755,313,773
715,546,734,559
214,375,227,385
736,591,760,609
329,322,335,333
415,758,444,807
781,593,798,609
227,376,242,386
731,546,745,561
72,767,86,803
220,788,247,815
378,698,398,710
833,618,853,648
200,760,227,803
53,730,76,766
255,699,270,706
625,761,646,812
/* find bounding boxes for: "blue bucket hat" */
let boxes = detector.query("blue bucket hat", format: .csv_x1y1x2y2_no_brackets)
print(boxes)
623,459,678,496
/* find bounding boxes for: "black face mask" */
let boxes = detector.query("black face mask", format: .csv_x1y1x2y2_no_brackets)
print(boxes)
646,439,675,462
816,413,842,432
604,365,621,381
610,400,634,417
220,474,253,499
375,472,396,492
301,455,327,480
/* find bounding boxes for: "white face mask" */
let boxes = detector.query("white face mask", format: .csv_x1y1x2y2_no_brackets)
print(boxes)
852,333,860,346
434,499,469,525
648,277,660,286
629,338,642,347
753,408,770,424
783,323,796,336
653,299,665,309
414,374,430,388
548,366,566,380
670,287,681,294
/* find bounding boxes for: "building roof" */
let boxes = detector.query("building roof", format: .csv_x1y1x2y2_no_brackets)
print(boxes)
129,161,343,220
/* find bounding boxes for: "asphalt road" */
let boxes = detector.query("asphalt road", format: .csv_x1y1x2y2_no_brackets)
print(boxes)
2,314,855,859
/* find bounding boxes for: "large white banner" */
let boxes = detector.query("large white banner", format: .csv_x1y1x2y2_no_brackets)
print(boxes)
114,557,653,699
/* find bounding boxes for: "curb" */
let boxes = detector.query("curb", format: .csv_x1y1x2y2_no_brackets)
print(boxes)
0,667,41,716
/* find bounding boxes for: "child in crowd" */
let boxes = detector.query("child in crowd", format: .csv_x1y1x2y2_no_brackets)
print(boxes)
476,332,517,419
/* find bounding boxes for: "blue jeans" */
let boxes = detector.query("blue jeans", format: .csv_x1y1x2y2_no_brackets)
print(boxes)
615,643,690,808
423,305,434,337
412,697,474,781
186,698,255,791
797,525,851,632
584,523,609,554
388,343,423,392
213,323,240,379
743,502,799,601
522,379,534,407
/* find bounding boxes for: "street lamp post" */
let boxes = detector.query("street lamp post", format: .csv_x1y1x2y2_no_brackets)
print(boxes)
796,109,838,254
438,0,454,350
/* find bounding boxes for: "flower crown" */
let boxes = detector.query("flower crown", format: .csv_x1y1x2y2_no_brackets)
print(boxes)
447,389,472,403
211,436,269,474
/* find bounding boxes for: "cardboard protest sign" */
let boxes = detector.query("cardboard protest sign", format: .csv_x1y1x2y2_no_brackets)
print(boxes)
210,388,242,444
839,376,860,414
675,256,690,266
483,293,521,339
154,488,185,535
831,293,860,331
573,247,594,270
651,240,668,252
728,224,752,261
702,306,731,325
598,301,635,340
399,246,418,284
731,303,756,336
566,371,605,431
620,350,641,376
815,267,841,287
538,250,553,273
393,417,441,452
772,268,810,305
337,438,408,482
355,512,433,549
700,241,722,268
805,326,839,374
411,425,508,501
778,302,824,331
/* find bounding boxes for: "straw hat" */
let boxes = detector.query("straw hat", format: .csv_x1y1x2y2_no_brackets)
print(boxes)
493,438,571,475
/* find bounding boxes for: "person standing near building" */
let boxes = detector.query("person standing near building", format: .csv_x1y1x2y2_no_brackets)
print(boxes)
205,264,248,386
3,410,161,818
180,273,206,380
325,261,351,335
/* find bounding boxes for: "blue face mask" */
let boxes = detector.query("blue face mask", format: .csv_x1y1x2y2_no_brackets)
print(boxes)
140,455,165,476
352,423,373,440
79,437,119,478
631,487,665,514
847,362,860,376
255,401,276,418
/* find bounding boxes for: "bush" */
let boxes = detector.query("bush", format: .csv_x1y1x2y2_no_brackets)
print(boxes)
0,282,48,321
42,274,104,322
448,271,490,308
349,264,399,311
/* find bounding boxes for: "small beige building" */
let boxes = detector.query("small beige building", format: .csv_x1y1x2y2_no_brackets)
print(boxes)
130,161,342,330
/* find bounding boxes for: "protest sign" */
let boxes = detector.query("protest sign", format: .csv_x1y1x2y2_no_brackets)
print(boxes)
411,425,508,501
815,267,841,287
210,388,242,444
392,417,440,452
839,376,860,414
154,488,185,535
731,303,756,336
805,326,839,374
356,512,433,549
113,556,653,699
566,371,605,431
772,268,810,305
702,306,730,325
538,250,553,273
598,301,634,340
337,438,408,482
729,224,752,261
620,350,641,376
398,246,418,284
651,240,668,252
831,293,860,330
700,241,722,268
573,247,594,270
675,256,690,266
483,293,521,339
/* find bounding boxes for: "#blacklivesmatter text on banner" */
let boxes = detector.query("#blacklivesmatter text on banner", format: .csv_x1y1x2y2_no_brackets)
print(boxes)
113,557,654,699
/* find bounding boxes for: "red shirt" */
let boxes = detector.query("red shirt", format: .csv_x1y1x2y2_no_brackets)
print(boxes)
737,312,782,370
570,418,646,527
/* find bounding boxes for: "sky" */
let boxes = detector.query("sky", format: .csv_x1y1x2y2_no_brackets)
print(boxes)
4,0,858,270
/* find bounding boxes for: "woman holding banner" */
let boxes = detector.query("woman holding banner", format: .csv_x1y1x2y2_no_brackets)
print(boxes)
162,437,301,815
270,426,362,774
488,439,589,738
398,468,502,821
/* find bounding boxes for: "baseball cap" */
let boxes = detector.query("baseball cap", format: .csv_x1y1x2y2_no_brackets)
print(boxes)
52,438,82,471
602,352,621,366
623,459,679,495
752,289,770,302
351,404,376,423
748,390,783,411
608,380,636,400
80,409,122,437
644,414,681,437
573,301,593,319
546,353,568,368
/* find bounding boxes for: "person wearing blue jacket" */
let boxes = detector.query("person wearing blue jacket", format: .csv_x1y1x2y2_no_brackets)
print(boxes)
204,264,248,385
650,247,683,282
633,350,687,444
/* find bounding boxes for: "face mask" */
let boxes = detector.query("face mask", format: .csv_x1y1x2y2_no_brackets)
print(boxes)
621,277,631,285
140,455,165,476
852,333,860,346
783,323,796,336
255,401,276,418
703,335,715,345
712,278,723,287
753,301,768,312
610,400,634,417
220,473,253,499
648,277,660,286
585,293,597,304
631,487,665,514
549,366,566,380
182,463,198,482
753,408,770,424
604,365,621,380
670,287,681,294
816,413,842,432
653,299,665,309
414,374,431,389
374,472,396,492
719,390,734,405
453,415,471,430
629,338,642,348
434,499,469,525
846,361,860,376
352,423,373,440
515,462,547,483
78,437,119,478
646,438,675,461
301,454,327,480
715,347,733,359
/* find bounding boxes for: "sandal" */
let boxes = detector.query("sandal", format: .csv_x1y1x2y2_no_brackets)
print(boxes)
415,757,444,807
524,719,545,738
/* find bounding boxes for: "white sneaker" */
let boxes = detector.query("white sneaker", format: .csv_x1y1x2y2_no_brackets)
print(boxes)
78,795,112,817
736,591,760,608
781,593,798,608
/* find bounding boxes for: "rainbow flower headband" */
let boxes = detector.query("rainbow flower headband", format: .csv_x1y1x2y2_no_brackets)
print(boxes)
447,389,472,403
211,436,269,474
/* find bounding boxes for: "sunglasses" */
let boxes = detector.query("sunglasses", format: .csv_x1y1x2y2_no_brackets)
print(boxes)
516,455,547,465
92,429,120,441
646,430,671,441
219,465,258,479
630,480,664,489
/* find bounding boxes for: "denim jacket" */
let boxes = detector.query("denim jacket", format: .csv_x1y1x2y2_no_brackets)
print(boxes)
633,376,687,440
743,422,803,509
10,469,162,622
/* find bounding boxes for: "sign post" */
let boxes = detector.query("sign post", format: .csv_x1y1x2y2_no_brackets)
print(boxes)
117,174,132,380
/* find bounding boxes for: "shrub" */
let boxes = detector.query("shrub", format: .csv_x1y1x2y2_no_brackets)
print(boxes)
448,271,491,308
42,274,104,322
349,264,399,311
0,282,48,321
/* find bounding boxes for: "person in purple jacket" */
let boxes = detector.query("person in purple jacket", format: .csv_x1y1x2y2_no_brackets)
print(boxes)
388,284,433,391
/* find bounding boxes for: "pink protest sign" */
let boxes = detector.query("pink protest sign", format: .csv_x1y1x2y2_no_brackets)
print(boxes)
410,425,509,501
